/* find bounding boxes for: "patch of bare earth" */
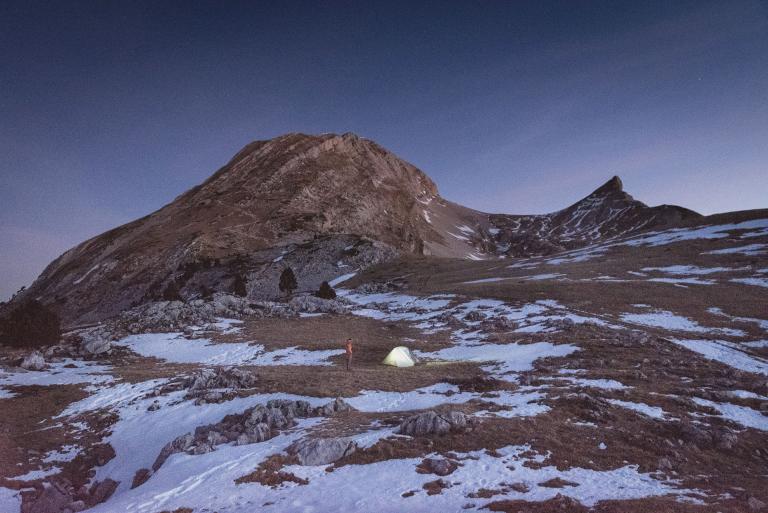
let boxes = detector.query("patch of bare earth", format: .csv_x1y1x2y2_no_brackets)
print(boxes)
234,454,307,487
0,384,117,495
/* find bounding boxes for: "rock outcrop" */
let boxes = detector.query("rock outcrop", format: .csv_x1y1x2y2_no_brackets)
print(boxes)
21,477,117,513
183,367,260,404
288,437,358,466
20,351,46,371
113,294,262,334
397,410,472,436
149,398,356,475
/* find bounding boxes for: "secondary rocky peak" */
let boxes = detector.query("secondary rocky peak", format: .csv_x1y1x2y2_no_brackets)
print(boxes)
591,175,624,196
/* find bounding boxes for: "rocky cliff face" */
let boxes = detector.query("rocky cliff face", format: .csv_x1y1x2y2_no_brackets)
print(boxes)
16,133,442,325
14,133,701,325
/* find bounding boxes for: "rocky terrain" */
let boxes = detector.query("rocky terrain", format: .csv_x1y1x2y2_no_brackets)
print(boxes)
1,133,767,512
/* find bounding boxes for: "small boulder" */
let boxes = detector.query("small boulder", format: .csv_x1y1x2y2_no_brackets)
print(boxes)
464,310,485,322
714,429,738,450
289,437,358,466
314,398,355,417
86,479,118,507
20,351,46,371
398,410,471,437
153,433,194,471
131,468,152,489
267,399,313,418
24,479,72,513
749,497,766,511
288,295,347,314
237,422,272,445
418,457,458,476
79,327,113,355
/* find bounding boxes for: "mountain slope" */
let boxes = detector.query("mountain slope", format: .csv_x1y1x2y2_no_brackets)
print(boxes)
13,133,701,325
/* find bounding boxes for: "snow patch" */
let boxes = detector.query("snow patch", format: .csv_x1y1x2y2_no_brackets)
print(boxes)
692,397,768,431
668,339,768,375
730,277,768,288
620,310,745,337
115,333,342,366
705,244,767,256
607,399,668,420
329,272,357,287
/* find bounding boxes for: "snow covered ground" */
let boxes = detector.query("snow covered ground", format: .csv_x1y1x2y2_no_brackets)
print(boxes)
0,359,113,391
115,333,343,366
4,272,766,512
86,442,690,513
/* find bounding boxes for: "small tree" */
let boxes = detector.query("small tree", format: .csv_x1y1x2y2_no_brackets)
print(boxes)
278,267,297,296
0,300,61,348
315,281,336,300
232,274,248,297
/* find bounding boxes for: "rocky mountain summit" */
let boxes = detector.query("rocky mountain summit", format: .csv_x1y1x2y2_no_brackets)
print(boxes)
10,132,700,326
487,175,701,257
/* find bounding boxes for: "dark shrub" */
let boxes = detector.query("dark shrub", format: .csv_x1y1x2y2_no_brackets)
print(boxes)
315,281,336,300
0,300,61,348
199,284,213,299
232,274,248,297
279,267,298,296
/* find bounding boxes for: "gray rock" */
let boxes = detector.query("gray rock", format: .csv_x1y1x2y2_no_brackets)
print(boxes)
314,398,355,417
185,367,258,399
480,316,516,332
288,294,347,314
131,468,152,489
189,443,215,455
714,429,738,450
267,399,313,417
24,479,72,513
464,310,485,322
749,497,766,511
657,457,673,471
69,499,87,512
79,326,113,355
153,433,194,471
113,293,259,334
20,351,46,371
237,422,271,445
289,437,358,466
86,479,118,507
150,398,354,473
398,410,471,436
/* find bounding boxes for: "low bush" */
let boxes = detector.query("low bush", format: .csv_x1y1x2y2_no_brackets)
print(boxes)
315,281,336,300
0,300,61,348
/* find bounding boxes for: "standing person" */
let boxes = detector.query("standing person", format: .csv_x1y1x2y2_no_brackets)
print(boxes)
345,338,353,371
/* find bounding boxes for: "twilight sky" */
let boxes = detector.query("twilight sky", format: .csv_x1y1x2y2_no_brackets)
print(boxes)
1,0,767,300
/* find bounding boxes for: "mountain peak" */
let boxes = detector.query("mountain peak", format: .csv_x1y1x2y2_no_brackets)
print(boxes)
591,175,624,196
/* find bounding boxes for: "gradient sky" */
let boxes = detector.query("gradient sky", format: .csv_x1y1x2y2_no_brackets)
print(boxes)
1,0,767,300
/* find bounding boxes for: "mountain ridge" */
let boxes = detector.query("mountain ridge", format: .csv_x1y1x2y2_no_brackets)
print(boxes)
7,132,712,324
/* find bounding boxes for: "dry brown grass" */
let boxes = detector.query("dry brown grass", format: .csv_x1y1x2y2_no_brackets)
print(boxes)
234,454,307,487
0,383,117,493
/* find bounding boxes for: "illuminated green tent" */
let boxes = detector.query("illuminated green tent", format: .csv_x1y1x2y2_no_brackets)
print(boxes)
382,346,417,367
